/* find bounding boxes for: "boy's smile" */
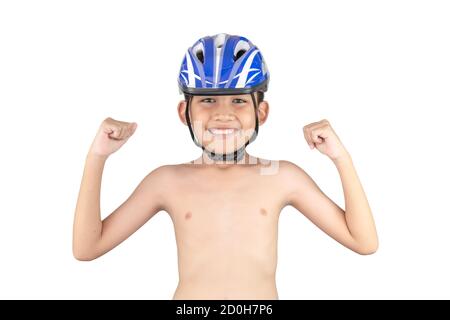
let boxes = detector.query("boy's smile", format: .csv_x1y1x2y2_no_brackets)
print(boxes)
207,127,241,137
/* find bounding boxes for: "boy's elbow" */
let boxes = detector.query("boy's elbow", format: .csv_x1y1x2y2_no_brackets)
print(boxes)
355,240,379,255
73,252,96,261
72,245,98,261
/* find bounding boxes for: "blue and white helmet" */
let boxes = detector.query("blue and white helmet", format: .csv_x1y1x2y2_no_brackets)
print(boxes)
178,33,269,95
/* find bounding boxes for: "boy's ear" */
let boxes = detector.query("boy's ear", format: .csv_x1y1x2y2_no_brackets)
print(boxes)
177,100,188,125
257,101,269,126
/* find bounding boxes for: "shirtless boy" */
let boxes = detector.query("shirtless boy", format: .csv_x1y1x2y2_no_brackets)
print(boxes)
73,33,378,299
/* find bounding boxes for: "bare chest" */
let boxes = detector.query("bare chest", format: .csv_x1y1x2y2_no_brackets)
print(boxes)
165,168,284,253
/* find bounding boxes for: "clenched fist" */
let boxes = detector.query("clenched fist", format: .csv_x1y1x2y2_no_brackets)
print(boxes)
88,117,137,158
303,119,349,161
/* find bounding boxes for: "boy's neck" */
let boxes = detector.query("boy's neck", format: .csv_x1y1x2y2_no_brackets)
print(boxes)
196,150,255,168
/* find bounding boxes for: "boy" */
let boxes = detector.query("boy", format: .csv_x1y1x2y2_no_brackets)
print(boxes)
73,33,378,299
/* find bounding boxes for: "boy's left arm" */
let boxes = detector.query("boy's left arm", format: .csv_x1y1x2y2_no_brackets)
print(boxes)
284,119,378,255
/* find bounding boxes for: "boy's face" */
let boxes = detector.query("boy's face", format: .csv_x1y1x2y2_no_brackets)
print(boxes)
178,94,269,155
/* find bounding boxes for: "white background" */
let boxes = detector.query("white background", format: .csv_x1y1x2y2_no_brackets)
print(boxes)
1,0,449,299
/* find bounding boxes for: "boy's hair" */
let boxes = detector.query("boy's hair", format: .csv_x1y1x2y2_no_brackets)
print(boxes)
184,91,265,105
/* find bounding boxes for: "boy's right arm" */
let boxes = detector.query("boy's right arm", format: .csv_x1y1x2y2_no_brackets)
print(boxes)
72,117,167,261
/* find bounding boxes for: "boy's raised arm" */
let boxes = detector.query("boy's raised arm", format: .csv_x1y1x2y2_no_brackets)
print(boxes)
72,118,166,261
282,119,378,255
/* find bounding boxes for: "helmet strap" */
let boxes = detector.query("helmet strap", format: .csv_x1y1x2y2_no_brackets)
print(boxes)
184,93,260,163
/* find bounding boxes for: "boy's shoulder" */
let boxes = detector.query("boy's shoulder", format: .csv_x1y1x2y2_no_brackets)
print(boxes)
142,162,199,181
275,160,311,187
140,164,179,183
277,160,306,174
144,163,185,177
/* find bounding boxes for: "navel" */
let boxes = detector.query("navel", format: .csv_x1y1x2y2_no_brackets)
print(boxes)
260,208,268,216
185,211,192,220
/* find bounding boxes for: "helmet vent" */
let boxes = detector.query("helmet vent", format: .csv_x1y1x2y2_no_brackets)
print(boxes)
233,40,250,61
196,50,204,63
214,33,227,49
193,42,205,64
234,49,246,61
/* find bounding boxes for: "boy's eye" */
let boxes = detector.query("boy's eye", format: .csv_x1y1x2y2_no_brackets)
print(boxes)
199,97,247,104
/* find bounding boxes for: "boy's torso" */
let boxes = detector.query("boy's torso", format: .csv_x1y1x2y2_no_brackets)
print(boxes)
164,160,285,299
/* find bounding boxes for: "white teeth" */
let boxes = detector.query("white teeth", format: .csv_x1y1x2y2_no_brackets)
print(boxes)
208,128,238,135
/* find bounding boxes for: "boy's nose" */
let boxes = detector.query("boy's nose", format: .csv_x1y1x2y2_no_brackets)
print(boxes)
212,112,236,122
212,103,235,121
